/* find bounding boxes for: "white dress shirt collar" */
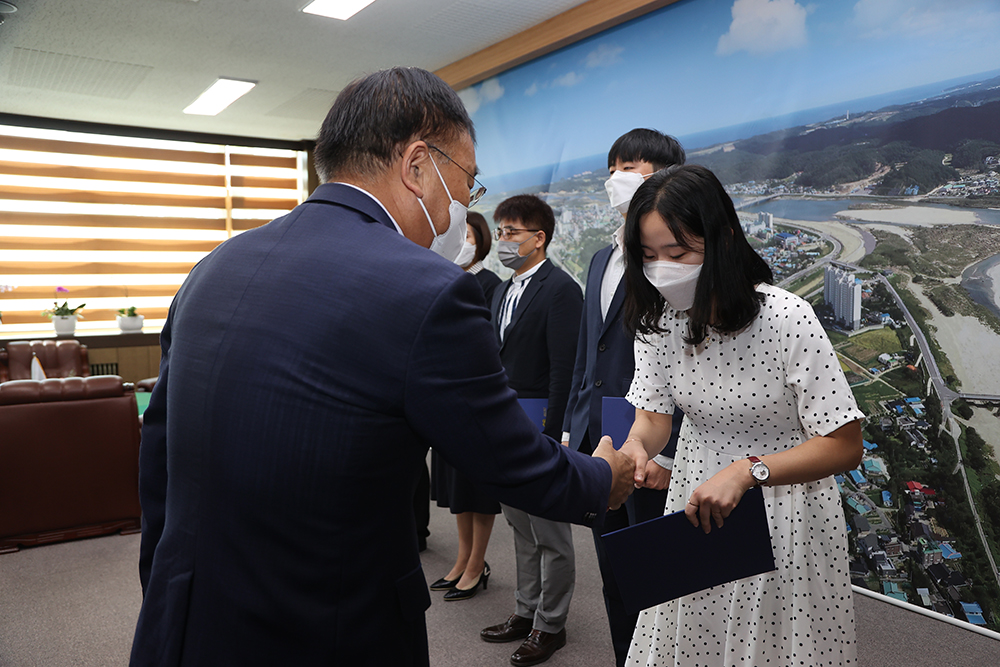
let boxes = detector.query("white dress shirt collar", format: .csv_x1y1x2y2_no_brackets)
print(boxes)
332,182,404,235
611,223,625,251
512,258,546,284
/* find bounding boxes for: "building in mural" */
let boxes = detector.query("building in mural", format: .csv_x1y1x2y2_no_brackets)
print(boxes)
825,264,863,330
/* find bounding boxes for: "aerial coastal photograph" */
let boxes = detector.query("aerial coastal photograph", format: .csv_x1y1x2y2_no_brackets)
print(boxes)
463,0,1000,632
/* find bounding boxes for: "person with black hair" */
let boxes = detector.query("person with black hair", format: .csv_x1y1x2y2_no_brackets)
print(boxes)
561,128,686,667
428,211,502,602
617,164,864,666
456,210,502,302
130,67,640,667
480,194,583,666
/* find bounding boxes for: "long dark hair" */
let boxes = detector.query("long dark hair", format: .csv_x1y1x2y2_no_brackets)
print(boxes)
623,164,773,345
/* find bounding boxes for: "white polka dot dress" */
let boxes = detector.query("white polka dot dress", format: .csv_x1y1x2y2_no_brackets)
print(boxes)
626,284,864,667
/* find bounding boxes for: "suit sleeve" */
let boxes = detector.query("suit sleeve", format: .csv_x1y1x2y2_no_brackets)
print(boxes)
403,272,610,526
137,308,173,593
544,276,583,441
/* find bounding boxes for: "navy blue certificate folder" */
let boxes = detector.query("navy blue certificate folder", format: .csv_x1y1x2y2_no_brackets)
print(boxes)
517,398,548,432
601,486,776,614
601,396,634,450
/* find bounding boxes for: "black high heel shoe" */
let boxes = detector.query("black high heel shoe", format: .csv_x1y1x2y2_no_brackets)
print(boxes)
429,572,463,591
443,562,490,601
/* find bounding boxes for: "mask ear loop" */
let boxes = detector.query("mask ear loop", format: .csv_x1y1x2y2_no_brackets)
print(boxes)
418,153,453,240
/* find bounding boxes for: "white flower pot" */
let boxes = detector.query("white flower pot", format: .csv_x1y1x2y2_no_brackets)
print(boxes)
53,315,77,336
117,314,144,333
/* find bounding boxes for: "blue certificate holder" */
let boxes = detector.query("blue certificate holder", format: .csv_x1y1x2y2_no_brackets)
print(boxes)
517,398,548,432
601,396,635,450
601,486,776,614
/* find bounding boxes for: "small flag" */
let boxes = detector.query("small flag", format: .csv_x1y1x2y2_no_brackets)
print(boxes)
31,355,47,381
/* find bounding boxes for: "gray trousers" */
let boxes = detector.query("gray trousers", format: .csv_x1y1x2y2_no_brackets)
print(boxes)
501,503,576,634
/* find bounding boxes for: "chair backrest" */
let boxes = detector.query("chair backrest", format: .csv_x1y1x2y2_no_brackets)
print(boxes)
0,340,90,382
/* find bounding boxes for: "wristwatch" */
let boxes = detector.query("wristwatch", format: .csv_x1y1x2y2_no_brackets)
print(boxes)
748,456,770,486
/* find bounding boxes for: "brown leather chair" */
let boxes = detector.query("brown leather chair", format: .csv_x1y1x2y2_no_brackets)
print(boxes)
0,339,90,383
0,376,141,553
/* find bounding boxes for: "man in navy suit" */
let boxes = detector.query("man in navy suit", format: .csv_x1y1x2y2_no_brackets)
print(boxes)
561,129,686,667
130,67,642,667
480,195,582,666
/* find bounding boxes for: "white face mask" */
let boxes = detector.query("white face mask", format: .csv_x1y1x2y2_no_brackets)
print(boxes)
453,241,476,267
643,261,702,311
417,154,467,262
605,170,651,217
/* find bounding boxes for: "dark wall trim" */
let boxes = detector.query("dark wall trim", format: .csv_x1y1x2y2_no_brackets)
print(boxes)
0,112,316,152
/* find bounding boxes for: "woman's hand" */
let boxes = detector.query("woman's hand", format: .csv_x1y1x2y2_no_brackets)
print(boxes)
641,460,671,490
684,461,755,534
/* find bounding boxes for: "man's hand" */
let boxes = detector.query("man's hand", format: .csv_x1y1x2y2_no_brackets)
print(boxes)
561,439,570,447
593,436,641,509
641,460,671,490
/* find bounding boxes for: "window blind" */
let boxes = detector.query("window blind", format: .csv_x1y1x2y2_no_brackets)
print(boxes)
0,124,307,336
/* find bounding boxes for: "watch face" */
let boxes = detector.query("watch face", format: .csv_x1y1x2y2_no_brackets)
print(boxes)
751,463,769,482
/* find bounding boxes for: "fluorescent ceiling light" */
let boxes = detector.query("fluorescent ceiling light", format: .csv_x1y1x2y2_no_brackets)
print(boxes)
302,0,375,20
184,78,256,116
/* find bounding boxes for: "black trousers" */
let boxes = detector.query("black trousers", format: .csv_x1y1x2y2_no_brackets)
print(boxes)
581,432,668,667
413,458,430,550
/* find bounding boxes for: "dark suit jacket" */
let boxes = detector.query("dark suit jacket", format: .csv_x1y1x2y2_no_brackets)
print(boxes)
491,260,583,441
130,184,611,667
474,267,501,308
562,244,680,457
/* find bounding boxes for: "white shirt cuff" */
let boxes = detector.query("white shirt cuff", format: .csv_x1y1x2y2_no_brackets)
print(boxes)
652,454,673,471
561,431,571,443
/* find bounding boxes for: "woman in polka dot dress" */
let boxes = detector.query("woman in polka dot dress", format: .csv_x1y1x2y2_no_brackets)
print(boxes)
616,164,864,666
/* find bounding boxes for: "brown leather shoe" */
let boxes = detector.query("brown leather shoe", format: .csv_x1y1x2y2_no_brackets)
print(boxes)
510,628,567,666
480,614,533,643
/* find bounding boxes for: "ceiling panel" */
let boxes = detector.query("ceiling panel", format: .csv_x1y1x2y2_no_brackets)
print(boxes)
0,0,591,143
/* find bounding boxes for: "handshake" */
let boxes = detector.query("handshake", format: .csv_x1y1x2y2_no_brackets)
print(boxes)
591,436,661,510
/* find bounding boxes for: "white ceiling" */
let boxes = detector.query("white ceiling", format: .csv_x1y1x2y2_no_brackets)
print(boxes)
0,0,591,145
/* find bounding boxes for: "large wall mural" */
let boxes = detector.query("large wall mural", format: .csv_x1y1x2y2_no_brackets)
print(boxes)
461,0,1000,631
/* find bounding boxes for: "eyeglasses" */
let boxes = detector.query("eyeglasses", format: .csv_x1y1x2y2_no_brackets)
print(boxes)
494,226,539,241
428,144,487,207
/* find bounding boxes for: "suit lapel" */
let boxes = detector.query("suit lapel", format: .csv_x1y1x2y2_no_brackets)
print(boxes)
499,261,552,352
587,244,625,340
492,280,512,344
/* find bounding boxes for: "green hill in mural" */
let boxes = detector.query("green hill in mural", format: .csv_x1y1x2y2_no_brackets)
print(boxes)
693,91,1000,197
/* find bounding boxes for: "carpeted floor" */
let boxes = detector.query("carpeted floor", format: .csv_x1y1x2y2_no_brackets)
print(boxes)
1,495,998,666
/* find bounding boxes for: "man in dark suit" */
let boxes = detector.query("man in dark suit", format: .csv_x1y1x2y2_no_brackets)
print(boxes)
130,67,641,667
561,129,686,667
480,195,583,666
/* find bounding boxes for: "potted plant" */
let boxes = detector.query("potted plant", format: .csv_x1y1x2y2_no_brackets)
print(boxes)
117,305,144,333
42,287,85,336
